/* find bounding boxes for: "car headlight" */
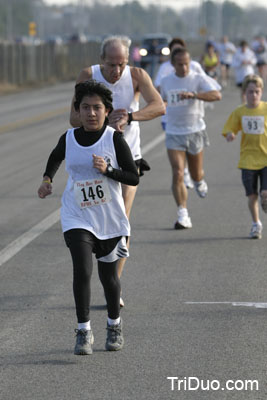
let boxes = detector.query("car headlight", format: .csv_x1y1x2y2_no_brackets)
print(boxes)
161,47,170,56
139,48,148,57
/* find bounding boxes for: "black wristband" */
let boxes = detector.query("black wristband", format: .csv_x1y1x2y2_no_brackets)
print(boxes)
127,112,133,125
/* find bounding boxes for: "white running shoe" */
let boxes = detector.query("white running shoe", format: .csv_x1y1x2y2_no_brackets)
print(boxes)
174,207,192,229
250,222,262,239
184,169,194,189
120,297,125,308
194,180,208,198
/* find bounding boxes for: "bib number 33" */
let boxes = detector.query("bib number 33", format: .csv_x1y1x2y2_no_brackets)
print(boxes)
74,178,111,209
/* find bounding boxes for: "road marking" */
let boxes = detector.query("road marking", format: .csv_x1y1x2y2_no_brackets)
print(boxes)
0,209,60,267
0,106,69,134
0,132,165,266
185,301,267,308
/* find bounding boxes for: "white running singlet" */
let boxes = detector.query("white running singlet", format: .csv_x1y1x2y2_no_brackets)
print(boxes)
92,64,141,160
61,127,130,239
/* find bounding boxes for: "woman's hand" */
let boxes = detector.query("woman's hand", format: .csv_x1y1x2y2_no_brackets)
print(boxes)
92,154,108,174
38,178,52,198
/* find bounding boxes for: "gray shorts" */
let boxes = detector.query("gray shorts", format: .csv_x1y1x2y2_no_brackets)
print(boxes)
165,130,210,155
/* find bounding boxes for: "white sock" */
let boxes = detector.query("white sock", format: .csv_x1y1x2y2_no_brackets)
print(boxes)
194,179,204,185
107,317,120,326
78,321,91,331
253,220,262,227
178,206,188,216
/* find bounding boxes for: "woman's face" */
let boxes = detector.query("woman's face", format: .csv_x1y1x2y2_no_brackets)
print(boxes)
78,94,109,131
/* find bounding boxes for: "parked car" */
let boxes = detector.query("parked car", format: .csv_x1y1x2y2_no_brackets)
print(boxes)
139,33,171,75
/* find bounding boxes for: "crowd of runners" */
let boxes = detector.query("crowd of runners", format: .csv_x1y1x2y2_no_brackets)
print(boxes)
37,33,267,356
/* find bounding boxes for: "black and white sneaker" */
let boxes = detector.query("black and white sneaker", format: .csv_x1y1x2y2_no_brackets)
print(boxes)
74,329,94,355
105,320,124,351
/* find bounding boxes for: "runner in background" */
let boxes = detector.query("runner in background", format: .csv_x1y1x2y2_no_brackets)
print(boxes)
154,37,206,189
222,74,267,239
160,47,221,229
201,41,220,80
217,36,236,87
232,40,257,103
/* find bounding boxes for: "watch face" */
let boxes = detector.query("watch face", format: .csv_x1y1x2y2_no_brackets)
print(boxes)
108,165,113,172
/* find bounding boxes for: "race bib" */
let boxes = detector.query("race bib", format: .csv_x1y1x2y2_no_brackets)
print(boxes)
167,89,189,107
242,116,265,134
74,177,111,209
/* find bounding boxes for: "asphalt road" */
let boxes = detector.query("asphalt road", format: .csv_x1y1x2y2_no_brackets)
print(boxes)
0,81,267,400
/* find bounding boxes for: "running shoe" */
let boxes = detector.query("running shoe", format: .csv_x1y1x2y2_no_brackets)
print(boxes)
184,169,194,189
105,320,124,351
194,180,208,198
174,207,192,229
120,297,125,308
260,191,267,213
74,328,94,355
249,223,262,239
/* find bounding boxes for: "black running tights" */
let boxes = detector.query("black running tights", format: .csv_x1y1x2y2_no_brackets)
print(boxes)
65,234,121,323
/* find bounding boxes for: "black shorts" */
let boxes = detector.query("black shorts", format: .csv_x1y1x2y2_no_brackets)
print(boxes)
64,229,128,262
241,167,267,196
221,62,230,69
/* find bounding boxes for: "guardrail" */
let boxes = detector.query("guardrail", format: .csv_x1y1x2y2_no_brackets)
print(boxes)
0,41,101,88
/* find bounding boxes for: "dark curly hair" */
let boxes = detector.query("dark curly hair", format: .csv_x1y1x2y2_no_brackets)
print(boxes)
74,80,113,113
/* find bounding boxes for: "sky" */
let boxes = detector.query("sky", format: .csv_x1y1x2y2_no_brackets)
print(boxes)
43,0,267,10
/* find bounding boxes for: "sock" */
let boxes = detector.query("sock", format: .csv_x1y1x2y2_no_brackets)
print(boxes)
194,179,204,185
178,206,188,216
253,220,262,227
107,317,120,326
78,321,91,331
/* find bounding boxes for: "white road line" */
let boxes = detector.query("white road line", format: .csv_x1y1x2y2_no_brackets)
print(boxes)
0,209,61,267
185,301,267,308
0,133,165,267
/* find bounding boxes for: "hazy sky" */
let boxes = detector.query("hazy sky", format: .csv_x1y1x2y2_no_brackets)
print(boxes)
44,0,267,10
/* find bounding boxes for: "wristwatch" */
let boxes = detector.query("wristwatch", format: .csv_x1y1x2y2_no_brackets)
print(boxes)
127,112,133,125
106,163,114,174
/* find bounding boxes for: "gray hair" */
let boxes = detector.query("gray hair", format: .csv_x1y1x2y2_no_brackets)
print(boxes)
100,35,132,59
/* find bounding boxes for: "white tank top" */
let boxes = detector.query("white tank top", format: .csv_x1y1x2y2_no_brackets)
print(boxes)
92,64,142,160
61,127,130,239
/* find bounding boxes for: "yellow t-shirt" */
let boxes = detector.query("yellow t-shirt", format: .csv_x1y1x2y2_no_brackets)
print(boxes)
222,102,267,170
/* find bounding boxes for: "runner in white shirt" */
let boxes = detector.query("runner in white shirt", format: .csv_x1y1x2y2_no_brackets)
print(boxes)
155,37,220,190
160,47,221,229
217,36,236,87
232,40,257,102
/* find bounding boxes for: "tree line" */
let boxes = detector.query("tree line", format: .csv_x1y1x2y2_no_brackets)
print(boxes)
0,0,266,42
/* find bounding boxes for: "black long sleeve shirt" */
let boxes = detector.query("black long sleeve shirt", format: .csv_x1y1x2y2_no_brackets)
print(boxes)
43,126,139,186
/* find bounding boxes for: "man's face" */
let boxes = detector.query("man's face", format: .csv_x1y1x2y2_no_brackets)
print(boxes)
102,45,128,84
172,52,190,78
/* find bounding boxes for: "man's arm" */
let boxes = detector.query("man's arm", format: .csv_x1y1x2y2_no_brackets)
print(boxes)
69,67,92,127
131,67,166,121
194,90,222,102
178,90,221,102
108,67,166,132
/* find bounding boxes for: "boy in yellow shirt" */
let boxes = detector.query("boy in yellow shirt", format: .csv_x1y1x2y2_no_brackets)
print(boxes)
222,74,267,239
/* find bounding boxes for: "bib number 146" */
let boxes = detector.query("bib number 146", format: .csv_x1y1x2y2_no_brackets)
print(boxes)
74,178,111,209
